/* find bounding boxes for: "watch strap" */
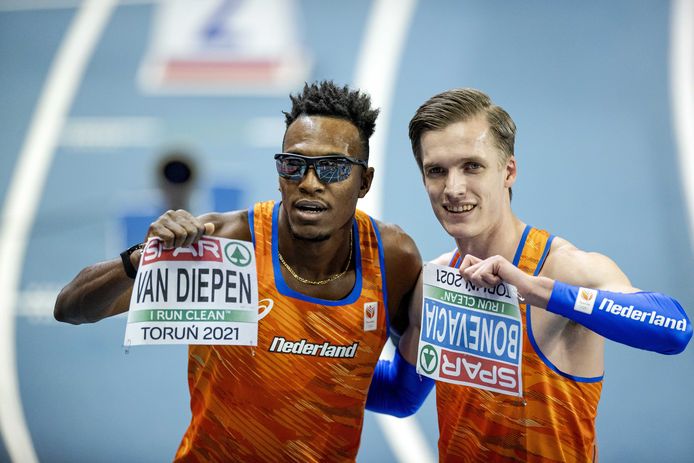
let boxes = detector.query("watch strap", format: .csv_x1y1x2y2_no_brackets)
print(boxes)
120,242,145,279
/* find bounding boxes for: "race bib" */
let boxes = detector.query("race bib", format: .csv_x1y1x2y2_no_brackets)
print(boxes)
417,263,523,397
124,236,258,346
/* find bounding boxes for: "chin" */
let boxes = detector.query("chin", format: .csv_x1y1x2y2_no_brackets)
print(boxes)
288,225,330,242
442,222,478,241
435,214,464,237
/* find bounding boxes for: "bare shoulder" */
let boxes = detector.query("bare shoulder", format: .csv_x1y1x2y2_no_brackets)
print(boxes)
199,210,252,242
372,219,421,263
542,236,632,290
372,219,422,328
372,219,422,286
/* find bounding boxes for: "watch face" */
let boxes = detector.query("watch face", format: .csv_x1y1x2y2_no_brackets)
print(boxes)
127,242,145,255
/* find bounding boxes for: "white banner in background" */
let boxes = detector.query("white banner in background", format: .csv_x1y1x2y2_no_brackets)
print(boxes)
138,0,312,94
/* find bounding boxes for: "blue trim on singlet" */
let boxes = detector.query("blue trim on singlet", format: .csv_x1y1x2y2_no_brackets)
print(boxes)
447,251,461,267
532,234,554,277
523,231,604,383
369,217,390,336
247,206,255,248
271,202,363,306
512,225,531,267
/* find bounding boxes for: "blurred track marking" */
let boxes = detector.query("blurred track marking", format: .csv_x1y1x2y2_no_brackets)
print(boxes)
670,0,694,255
355,0,418,220
15,285,62,323
373,342,436,463
61,117,162,149
0,0,166,12
0,1,116,461
353,1,435,462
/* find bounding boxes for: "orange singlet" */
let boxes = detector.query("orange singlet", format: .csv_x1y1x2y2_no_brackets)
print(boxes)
438,226,603,462
174,201,388,462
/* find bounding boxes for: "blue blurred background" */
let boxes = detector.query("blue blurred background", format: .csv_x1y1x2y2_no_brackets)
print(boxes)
1,1,693,462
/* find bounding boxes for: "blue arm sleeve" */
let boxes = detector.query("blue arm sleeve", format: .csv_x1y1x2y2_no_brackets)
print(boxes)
547,281,693,355
366,348,435,418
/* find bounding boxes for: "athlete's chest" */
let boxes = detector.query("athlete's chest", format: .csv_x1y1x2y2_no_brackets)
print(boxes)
254,289,386,359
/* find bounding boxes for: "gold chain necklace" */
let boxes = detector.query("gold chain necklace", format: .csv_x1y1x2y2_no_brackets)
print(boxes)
278,229,353,285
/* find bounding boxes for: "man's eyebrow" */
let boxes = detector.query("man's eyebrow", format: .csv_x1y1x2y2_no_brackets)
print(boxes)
458,154,487,163
422,161,440,169
282,151,351,157
422,155,487,168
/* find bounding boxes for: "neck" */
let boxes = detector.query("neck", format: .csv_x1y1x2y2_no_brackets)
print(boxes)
454,209,526,262
277,211,353,282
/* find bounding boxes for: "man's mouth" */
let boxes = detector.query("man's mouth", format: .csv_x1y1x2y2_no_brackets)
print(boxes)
444,204,475,213
295,200,328,214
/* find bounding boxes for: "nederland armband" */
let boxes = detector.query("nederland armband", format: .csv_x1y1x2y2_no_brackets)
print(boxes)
547,281,692,355
365,348,434,418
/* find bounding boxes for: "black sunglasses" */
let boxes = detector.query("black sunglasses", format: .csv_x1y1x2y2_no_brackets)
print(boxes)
274,153,368,184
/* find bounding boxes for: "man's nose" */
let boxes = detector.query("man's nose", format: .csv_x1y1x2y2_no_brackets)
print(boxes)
444,171,466,199
298,165,325,193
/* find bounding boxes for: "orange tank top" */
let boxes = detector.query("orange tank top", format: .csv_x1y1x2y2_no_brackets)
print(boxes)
437,226,603,462
174,201,388,462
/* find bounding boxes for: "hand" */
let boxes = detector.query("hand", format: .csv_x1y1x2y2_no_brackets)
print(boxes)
459,254,531,292
459,254,553,308
146,209,215,249
459,254,515,288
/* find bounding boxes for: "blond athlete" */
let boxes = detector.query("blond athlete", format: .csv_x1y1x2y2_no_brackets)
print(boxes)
368,88,691,462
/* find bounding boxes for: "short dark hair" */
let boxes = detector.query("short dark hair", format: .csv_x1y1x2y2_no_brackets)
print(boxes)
283,81,379,158
409,88,516,170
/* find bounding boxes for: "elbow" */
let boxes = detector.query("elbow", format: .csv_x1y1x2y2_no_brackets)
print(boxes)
664,323,693,355
53,287,82,325
389,409,414,419
366,381,434,418
377,390,432,418
653,315,693,355
390,401,422,418
366,399,418,418
53,288,67,322
662,298,693,354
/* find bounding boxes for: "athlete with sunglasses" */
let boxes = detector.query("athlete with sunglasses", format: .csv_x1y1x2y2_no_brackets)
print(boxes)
54,81,433,462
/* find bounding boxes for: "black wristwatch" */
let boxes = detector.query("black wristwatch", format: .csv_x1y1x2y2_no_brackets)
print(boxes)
120,242,145,279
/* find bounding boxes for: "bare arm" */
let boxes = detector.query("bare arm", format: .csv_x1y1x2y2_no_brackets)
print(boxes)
54,209,249,325
377,221,423,344
459,237,691,357
54,258,140,324
365,229,435,417
458,239,635,309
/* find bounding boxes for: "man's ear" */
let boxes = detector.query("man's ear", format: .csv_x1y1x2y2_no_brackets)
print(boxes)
358,167,375,198
504,156,517,188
